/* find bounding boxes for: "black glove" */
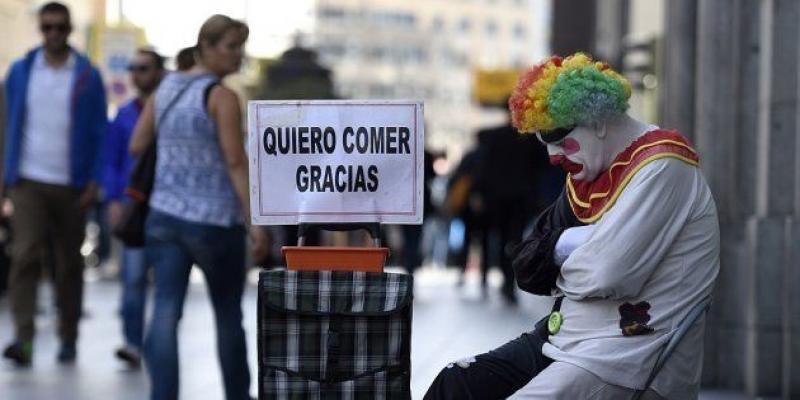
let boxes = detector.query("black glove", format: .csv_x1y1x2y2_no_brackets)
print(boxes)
533,315,550,342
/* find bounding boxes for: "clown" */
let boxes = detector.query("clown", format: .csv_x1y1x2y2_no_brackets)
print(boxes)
424,53,720,399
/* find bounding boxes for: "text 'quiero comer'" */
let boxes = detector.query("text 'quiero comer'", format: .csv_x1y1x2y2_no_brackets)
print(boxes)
262,125,413,193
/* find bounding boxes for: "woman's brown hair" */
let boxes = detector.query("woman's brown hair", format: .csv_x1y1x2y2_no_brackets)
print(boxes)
196,14,249,56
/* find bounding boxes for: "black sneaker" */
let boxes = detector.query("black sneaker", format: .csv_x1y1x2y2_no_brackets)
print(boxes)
57,342,76,364
115,346,142,369
3,341,32,367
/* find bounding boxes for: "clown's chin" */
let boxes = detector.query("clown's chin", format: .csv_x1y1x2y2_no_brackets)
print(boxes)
562,160,584,176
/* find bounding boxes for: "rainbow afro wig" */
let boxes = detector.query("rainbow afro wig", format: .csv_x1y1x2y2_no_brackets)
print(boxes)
508,53,632,135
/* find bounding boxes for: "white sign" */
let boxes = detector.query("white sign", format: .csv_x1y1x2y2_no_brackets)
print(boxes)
247,100,424,225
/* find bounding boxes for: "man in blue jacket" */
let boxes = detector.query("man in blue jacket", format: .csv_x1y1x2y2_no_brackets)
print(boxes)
2,1,107,366
104,48,164,369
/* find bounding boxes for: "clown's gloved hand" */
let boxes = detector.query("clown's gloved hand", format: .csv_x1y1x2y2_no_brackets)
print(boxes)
554,225,596,265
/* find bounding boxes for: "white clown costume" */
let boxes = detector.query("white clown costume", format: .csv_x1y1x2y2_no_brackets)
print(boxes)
512,129,720,399
424,53,720,400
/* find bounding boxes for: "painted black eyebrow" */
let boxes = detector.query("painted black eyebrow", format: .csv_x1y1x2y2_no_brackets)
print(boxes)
538,125,575,144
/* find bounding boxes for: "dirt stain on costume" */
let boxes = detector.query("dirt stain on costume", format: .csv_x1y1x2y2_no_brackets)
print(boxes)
618,301,655,336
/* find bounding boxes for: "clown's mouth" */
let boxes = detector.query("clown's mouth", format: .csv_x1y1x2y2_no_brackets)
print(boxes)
550,156,584,175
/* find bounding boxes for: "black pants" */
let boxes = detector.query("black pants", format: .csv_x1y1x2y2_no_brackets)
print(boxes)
487,197,528,301
424,318,552,400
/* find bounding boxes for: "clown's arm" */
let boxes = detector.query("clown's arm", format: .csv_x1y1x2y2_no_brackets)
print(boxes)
511,190,585,295
556,158,696,300
554,225,595,265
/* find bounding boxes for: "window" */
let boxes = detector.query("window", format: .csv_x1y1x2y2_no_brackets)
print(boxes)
486,20,498,36
442,49,468,67
459,17,472,32
513,23,527,39
369,11,416,28
373,47,385,61
319,7,345,19
432,16,444,31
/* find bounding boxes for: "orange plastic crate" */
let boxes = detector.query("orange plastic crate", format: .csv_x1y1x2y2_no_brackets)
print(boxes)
281,246,389,273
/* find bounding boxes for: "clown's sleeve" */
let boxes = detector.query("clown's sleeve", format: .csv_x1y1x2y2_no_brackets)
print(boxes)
512,190,584,295
556,158,697,300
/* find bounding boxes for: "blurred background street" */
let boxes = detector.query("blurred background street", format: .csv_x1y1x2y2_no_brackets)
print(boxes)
0,267,753,399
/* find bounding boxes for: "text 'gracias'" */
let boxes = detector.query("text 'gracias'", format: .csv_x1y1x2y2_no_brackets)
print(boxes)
262,125,411,193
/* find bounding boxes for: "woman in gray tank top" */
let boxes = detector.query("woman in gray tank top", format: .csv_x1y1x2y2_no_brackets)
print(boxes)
129,14,267,400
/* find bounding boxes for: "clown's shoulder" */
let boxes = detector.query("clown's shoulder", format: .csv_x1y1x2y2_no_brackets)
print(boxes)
512,128,718,297
555,146,718,300
565,129,703,225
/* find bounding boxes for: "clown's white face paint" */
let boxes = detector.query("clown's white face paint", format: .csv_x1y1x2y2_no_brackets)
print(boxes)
542,125,607,182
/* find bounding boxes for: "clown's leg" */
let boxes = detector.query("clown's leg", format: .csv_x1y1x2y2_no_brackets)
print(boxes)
510,362,666,400
424,323,551,400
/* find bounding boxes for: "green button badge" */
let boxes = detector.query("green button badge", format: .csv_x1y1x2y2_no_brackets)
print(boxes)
548,311,563,335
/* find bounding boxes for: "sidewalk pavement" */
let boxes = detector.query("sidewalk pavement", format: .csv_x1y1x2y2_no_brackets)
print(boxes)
0,266,753,399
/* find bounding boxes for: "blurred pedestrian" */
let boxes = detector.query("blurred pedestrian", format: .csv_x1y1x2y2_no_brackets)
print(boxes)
0,209,9,299
1,1,107,366
444,147,489,287
129,14,267,400
401,149,435,273
103,48,165,369
175,46,196,72
470,109,545,305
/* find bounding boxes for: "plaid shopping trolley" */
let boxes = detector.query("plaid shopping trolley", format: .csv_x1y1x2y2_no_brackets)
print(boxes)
258,269,413,399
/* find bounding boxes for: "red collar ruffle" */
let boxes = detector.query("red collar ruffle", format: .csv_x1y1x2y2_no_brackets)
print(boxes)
566,129,700,223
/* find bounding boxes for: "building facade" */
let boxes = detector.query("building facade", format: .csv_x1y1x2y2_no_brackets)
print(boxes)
310,0,549,160
0,0,101,78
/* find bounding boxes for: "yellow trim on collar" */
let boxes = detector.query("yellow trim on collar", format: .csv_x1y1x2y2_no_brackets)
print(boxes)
567,139,698,204
569,153,699,224
586,140,696,201
566,177,591,208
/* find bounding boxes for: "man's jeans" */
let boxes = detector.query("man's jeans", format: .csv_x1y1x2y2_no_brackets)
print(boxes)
143,210,250,400
120,247,147,350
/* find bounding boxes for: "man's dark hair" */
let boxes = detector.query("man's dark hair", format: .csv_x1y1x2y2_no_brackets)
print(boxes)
39,2,71,22
138,48,165,70
176,46,197,71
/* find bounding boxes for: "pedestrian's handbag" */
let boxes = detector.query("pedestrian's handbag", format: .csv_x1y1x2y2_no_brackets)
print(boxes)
258,270,413,399
112,142,156,247
445,174,471,215
112,75,206,247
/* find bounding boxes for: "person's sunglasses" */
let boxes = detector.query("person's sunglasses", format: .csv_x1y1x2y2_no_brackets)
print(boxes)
127,64,153,73
40,23,69,33
537,125,576,144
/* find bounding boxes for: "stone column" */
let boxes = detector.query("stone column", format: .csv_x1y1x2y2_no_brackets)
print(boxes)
659,0,695,141
694,0,800,396
550,0,596,56
751,0,799,396
755,0,799,218
788,219,800,397
593,0,628,70
695,2,737,211
694,0,743,389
